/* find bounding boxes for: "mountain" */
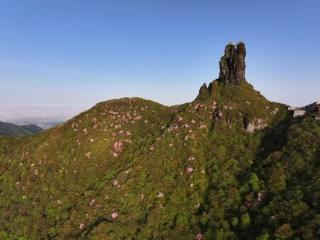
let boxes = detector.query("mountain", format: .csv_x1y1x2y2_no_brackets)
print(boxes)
0,42,319,240
0,121,43,137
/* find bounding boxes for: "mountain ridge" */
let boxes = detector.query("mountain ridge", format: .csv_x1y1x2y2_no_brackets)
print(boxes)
0,42,319,240
0,121,43,137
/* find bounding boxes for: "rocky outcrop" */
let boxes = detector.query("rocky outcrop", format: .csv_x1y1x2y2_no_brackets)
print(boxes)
195,42,247,101
293,109,306,118
244,118,268,133
219,42,246,84
289,101,320,120
305,101,320,113
195,83,210,101
306,102,320,120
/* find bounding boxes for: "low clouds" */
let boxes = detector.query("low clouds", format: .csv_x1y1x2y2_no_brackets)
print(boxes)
0,105,88,128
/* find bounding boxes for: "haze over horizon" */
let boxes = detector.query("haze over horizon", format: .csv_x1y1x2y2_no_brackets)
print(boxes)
1,0,319,123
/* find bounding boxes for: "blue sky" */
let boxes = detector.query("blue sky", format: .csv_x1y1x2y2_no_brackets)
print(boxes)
0,0,319,115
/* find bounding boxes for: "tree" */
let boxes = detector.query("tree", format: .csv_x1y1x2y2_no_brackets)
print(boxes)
240,213,251,229
249,173,260,192
275,224,293,239
269,167,286,193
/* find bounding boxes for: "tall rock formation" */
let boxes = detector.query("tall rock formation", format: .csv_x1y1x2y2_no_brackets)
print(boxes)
195,42,247,101
219,42,246,84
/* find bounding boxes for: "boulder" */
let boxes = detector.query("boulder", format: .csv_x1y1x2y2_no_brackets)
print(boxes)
293,109,306,117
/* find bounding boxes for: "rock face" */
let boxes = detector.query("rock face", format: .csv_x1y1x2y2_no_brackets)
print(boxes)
219,42,246,84
290,102,320,120
195,42,247,101
244,118,268,133
305,102,320,120
305,101,320,113
196,83,210,101
293,109,306,118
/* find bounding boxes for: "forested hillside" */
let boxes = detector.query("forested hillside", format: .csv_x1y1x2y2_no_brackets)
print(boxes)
0,43,319,240
0,121,42,137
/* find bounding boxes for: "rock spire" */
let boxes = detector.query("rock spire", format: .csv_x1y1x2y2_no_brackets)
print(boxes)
195,42,248,101
219,42,246,84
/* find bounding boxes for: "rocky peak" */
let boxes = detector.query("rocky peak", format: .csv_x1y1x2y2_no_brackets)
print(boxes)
195,42,247,101
219,42,246,84
195,83,210,101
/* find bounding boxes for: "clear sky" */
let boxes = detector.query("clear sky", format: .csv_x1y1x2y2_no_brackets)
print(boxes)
0,0,319,118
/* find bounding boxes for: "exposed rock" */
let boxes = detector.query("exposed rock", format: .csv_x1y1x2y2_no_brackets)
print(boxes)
196,83,210,101
111,212,119,219
305,101,320,112
196,232,204,240
244,118,268,133
212,101,217,110
219,42,246,84
213,108,223,119
246,123,255,133
79,223,85,230
293,109,306,118
187,167,194,173
195,42,246,100
113,180,119,186
89,199,96,206
113,141,123,153
305,101,320,118
290,102,320,119
157,192,164,198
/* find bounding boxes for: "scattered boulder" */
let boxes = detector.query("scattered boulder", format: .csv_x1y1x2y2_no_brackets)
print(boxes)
214,109,223,119
113,180,119,186
187,167,194,174
246,123,255,133
157,192,164,198
113,141,124,153
111,212,119,219
79,223,85,230
196,232,204,240
89,199,96,206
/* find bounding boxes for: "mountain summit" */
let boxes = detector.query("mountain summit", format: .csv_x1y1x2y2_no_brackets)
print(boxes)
0,43,319,240
219,42,247,84
197,41,247,100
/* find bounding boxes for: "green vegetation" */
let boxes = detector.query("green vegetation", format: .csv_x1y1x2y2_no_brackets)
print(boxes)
0,80,319,239
0,121,43,137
